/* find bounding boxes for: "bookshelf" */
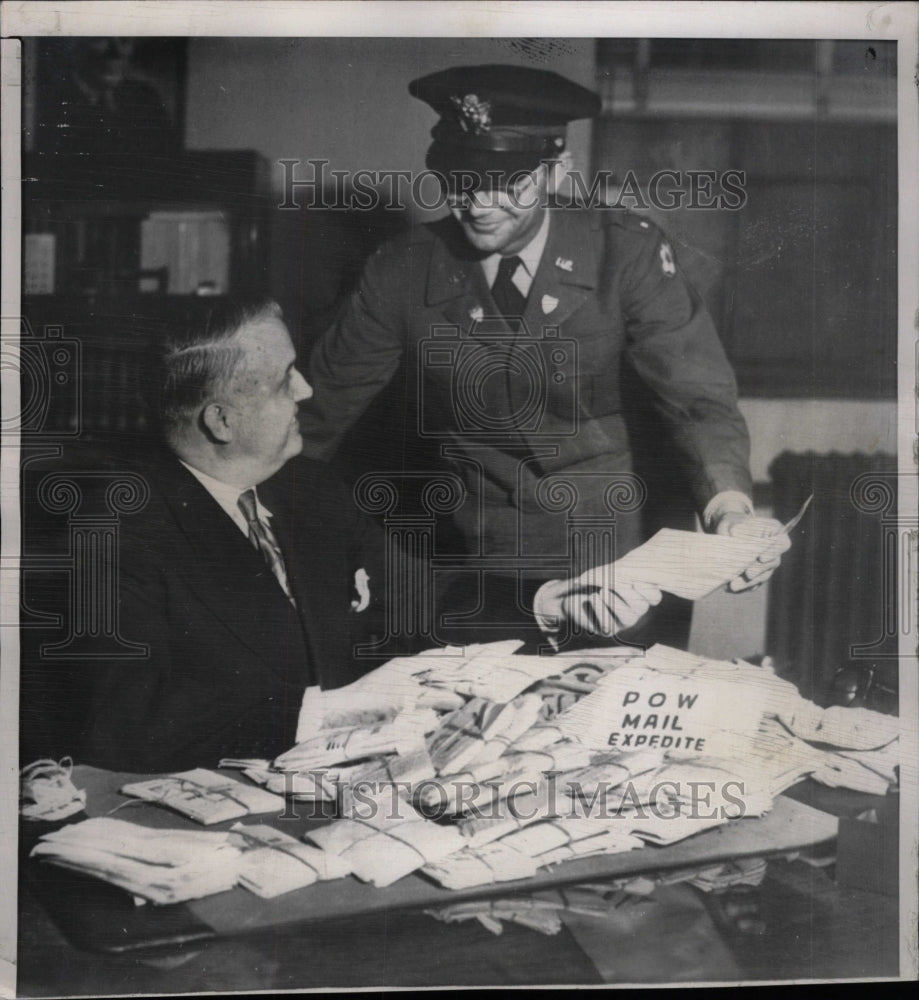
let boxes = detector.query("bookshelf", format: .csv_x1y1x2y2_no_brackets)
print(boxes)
21,150,271,443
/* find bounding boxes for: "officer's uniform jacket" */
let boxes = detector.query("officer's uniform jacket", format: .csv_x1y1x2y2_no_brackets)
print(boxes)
304,208,753,562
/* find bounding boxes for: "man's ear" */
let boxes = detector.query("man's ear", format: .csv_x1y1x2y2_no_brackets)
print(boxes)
546,151,574,195
201,401,233,443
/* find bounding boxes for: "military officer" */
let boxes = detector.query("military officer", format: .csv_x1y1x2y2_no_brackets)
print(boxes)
300,64,786,648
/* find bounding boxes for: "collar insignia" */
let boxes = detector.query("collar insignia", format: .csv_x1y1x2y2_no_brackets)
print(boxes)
659,243,676,276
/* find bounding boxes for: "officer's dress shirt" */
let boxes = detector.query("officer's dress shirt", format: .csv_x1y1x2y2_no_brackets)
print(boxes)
479,208,551,297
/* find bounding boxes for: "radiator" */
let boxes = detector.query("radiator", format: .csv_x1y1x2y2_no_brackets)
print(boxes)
766,451,899,707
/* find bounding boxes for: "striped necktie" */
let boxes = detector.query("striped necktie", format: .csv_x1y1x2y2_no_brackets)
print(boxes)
237,489,296,607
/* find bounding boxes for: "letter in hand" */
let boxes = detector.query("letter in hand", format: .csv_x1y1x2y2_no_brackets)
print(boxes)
533,565,663,641
715,513,791,592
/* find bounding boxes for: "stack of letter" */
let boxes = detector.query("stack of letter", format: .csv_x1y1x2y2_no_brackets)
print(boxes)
119,769,287,824
31,618,900,903
229,823,352,897
30,818,243,903
306,810,466,888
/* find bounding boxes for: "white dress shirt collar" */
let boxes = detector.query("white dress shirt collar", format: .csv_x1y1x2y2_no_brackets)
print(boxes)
480,209,551,295
179,460,273,537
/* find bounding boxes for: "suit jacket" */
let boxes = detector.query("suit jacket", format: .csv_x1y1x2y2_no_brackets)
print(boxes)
25,453,386,773
302,208,752,562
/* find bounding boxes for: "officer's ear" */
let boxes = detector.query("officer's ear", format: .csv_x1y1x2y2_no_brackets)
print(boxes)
546,151,574,195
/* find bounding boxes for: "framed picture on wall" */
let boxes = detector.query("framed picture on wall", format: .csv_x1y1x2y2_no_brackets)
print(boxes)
25,36,187,154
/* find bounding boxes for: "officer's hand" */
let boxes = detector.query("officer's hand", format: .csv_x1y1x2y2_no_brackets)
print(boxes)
563,580,663,637
533,571,662,639
715,513,790,592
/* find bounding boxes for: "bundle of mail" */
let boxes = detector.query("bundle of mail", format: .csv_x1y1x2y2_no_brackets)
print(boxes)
29,817,352,904
31,818,243,904
220,636,897,893
29,509,901,904
34,624,899,905
426,858,768,936
426,888,612,936
119,769,288,824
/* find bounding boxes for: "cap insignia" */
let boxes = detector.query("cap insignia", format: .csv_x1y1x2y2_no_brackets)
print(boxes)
450,93,492,134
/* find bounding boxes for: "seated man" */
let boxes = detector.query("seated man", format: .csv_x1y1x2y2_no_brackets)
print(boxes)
25,298,389,772
18,297,703,772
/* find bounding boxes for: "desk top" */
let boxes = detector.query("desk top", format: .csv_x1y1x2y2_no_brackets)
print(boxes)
22,765,839,955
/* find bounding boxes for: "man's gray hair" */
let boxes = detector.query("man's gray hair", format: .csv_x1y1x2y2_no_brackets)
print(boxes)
160,297,284,442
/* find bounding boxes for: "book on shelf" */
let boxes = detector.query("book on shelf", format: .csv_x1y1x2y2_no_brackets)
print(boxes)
140,210,231,295
24,233,56,294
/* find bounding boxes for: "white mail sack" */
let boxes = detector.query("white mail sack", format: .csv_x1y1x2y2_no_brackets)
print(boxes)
558,666,764,758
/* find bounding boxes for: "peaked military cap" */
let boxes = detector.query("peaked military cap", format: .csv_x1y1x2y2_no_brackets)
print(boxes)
409,64,601,183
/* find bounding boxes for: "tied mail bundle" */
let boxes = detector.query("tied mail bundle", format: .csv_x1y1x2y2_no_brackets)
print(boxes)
24,518,899,905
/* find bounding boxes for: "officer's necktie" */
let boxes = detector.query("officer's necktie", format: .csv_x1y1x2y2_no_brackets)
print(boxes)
237,489,296,607
490,254,527,319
